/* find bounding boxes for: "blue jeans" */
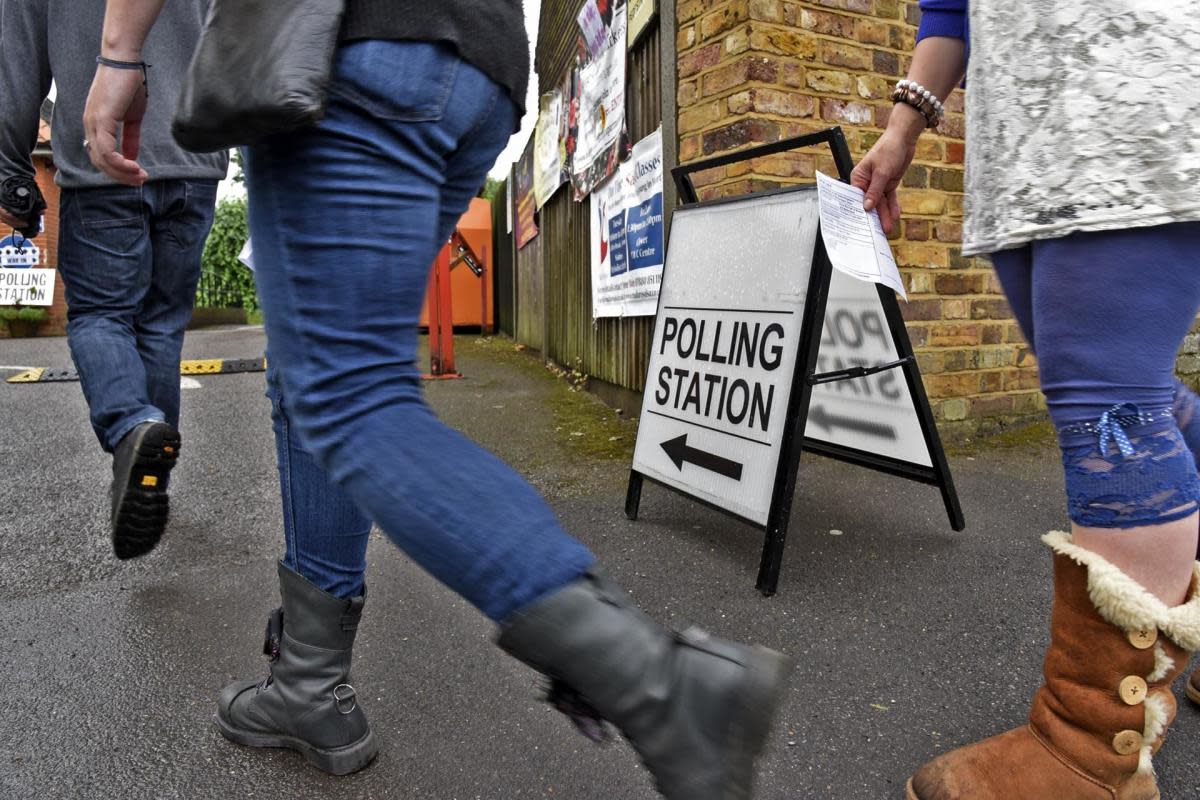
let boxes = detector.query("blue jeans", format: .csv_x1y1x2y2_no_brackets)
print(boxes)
245,41,595,621
991,223,1200,527
58,180,218,451
267,358,371,599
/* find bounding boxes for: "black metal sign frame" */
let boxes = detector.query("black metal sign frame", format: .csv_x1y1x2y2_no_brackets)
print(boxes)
625,127,964,596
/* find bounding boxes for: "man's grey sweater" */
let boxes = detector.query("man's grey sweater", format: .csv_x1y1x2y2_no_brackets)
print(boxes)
0,0,227,190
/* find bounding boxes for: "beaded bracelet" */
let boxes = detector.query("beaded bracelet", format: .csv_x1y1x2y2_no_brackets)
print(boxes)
891,79,944,129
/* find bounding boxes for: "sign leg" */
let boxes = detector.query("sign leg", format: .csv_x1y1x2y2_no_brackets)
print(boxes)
624,470,644,520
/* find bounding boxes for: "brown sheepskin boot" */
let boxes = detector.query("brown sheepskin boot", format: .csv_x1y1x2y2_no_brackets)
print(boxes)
907,531,1200,800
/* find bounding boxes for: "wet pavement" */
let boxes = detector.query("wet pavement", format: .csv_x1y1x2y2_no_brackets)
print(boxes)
2,326,1199,799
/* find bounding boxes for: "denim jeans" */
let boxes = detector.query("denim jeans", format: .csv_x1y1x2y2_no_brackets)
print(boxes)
58,180,218,451
267,358,371,599
245,41,595,622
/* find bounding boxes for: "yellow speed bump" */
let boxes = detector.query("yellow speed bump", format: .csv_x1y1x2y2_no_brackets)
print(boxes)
6,358,266,384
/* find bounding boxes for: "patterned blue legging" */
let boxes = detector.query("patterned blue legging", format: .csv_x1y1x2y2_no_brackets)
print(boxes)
990,222,1200,528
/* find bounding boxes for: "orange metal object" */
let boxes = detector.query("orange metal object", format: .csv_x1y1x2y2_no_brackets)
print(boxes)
424,243,462,379
419,198,493,330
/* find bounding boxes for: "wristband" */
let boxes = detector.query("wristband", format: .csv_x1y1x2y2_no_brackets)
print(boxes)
96,55,152,97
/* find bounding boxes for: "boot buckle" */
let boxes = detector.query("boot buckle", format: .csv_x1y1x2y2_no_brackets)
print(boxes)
262,607,284,662
333,683,358,715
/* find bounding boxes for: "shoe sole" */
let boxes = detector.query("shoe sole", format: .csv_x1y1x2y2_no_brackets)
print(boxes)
904,770,1162,799
725,646,794,800
112,423,180,560
214,713,378,776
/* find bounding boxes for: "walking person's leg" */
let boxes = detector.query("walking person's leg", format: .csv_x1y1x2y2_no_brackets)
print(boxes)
243,40,791,795
214,358,378,775
57,185,182,559
138,179,216,429
908,222,1200,800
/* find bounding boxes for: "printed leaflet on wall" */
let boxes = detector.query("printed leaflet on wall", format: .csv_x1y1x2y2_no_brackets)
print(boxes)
533,90,565,208
590,128,664,318
572,2,626,198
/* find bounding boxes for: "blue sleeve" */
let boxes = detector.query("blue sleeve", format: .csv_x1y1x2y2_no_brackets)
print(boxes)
917,0,967,43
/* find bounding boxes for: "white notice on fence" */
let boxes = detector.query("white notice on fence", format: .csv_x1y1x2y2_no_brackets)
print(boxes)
575,6,626,171
815,171,906,301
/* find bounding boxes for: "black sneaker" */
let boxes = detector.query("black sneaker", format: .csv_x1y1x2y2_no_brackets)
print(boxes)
110,421,181,559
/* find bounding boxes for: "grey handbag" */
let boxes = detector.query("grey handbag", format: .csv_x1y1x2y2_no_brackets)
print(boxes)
172,0,346,153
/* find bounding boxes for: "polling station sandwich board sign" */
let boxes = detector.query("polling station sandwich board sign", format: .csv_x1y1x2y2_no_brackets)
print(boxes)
631,191,816,526
626,128,963,596
806,267,932,468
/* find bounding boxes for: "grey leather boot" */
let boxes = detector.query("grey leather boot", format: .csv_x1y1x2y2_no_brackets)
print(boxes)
498,572,791,799
216,562,377,775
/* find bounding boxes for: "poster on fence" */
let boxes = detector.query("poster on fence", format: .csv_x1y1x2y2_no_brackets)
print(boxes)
627,0,657,48
533,89,566,208
515,137,538,250
572,1,626,199
577,0,608,57
589,128,664,318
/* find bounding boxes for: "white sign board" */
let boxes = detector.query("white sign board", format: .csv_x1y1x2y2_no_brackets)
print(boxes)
0,268,55,306
628,0,657,48
590,128,664,318
807,268,932,466
632,191,818,525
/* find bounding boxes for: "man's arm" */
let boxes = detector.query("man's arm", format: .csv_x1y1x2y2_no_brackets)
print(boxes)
0,0,54,227
83,0,166,185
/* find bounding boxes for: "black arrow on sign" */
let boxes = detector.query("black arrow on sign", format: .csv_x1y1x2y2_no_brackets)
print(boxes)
809,405,897,440
661,434,744,481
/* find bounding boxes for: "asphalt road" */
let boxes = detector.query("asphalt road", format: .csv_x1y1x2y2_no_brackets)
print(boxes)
2,327,1198,800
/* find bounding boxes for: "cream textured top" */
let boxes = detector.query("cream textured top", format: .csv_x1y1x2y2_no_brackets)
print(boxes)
960,1,1200,256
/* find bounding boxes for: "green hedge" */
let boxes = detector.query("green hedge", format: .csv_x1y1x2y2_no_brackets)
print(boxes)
196,197,257,311
0,306,47,322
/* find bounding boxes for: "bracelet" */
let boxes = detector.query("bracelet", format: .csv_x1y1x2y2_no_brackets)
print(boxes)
96,55,152,97
891,79,944,129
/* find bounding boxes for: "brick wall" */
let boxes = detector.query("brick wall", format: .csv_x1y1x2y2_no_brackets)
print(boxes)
675,0,1044,438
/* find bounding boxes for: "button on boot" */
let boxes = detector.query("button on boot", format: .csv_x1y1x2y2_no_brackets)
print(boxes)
907,531,1200,800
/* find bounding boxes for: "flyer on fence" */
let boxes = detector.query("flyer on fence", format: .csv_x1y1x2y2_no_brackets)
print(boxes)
533,89,565,209
572,1,626,198
590,128,664,318
514,137,539,250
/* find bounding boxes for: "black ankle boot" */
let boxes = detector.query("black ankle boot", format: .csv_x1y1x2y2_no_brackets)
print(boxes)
110,420,180,559
216,562,377,775
498,572,791,799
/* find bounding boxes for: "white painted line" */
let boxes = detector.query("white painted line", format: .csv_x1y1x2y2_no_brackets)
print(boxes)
0,366,38,372
180,377,202,389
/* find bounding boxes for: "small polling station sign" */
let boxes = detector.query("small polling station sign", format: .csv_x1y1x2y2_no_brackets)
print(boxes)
0,234,54,306
626,128,963,595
